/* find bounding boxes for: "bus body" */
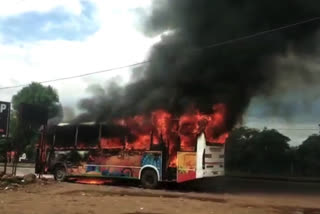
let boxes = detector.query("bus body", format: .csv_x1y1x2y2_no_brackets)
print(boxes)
36,123,225,188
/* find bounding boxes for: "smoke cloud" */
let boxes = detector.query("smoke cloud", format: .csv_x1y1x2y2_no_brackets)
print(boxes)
75,0,320,131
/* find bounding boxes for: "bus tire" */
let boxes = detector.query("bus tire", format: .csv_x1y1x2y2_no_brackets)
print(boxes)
140,169,158,189
54,166,67,182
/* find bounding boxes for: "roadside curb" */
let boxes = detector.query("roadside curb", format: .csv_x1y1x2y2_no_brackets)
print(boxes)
0,164,35,168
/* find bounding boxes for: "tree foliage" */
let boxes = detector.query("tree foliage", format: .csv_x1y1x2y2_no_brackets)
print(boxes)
12,82,60,119
296,135,320,176
225,127,260,172
226,127,291,174
10,82,60,161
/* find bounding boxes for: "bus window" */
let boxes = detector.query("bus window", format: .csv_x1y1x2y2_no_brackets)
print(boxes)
100,124,126,149
54,126,76,149
101,138,124,149
77,125,99,149
180,135,196,152
125,133,151,151
46,133,54,146
150,133,165,151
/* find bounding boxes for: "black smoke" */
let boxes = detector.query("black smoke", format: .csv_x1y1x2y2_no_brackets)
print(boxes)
76,0,320,131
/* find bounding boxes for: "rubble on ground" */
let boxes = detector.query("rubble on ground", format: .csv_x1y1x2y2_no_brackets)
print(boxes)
0,173,49,190
0,174,22,190
23,173,37,184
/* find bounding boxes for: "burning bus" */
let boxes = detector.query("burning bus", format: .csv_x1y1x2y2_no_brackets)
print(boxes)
36,105,228,188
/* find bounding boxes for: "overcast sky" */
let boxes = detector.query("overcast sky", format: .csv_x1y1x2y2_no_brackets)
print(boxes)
0,0,318,146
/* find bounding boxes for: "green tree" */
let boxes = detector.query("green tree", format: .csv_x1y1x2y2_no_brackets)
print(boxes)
297,135,320,176
12,82,60,119
225,127,291,175
249,129,291,174
10,82,60,162
225,127,260,172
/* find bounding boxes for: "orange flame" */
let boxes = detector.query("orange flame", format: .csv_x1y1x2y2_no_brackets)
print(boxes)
125,134,151,150
106,103,229,167
76,178,112,185
100,138,123,149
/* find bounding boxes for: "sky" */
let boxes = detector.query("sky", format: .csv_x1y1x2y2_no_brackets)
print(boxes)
0,0,157,105
0,0,319,146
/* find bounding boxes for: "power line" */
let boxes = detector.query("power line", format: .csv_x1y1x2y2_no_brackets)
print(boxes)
197,17,320,51
0,61,150,90
275,128,318,131
252,127,319,131
0,17,320,90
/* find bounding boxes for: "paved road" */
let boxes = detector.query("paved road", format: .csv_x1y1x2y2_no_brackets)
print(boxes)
0,165,53,178
0,165,34,176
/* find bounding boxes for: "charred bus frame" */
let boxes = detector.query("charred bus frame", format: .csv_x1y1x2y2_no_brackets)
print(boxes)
36,122,225,188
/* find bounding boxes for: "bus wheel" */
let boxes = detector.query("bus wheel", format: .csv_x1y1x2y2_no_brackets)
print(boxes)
141,169,158,189
54,166,66,181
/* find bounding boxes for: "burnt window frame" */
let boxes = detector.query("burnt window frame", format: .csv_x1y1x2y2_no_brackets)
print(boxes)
53,125,77,149
100,124,126,150
76,124,100,149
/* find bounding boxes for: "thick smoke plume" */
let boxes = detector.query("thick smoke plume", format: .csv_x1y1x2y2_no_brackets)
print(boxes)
76,0,320,131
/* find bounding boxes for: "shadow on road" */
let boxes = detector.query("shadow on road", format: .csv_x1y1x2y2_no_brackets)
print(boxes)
67,176,320,196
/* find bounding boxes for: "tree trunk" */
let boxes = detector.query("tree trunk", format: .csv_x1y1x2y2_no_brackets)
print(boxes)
3,153,7,174
11,152,19,176
14,154,19,175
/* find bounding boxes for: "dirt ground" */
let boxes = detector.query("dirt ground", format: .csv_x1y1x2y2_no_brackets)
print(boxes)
1,181,320,214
